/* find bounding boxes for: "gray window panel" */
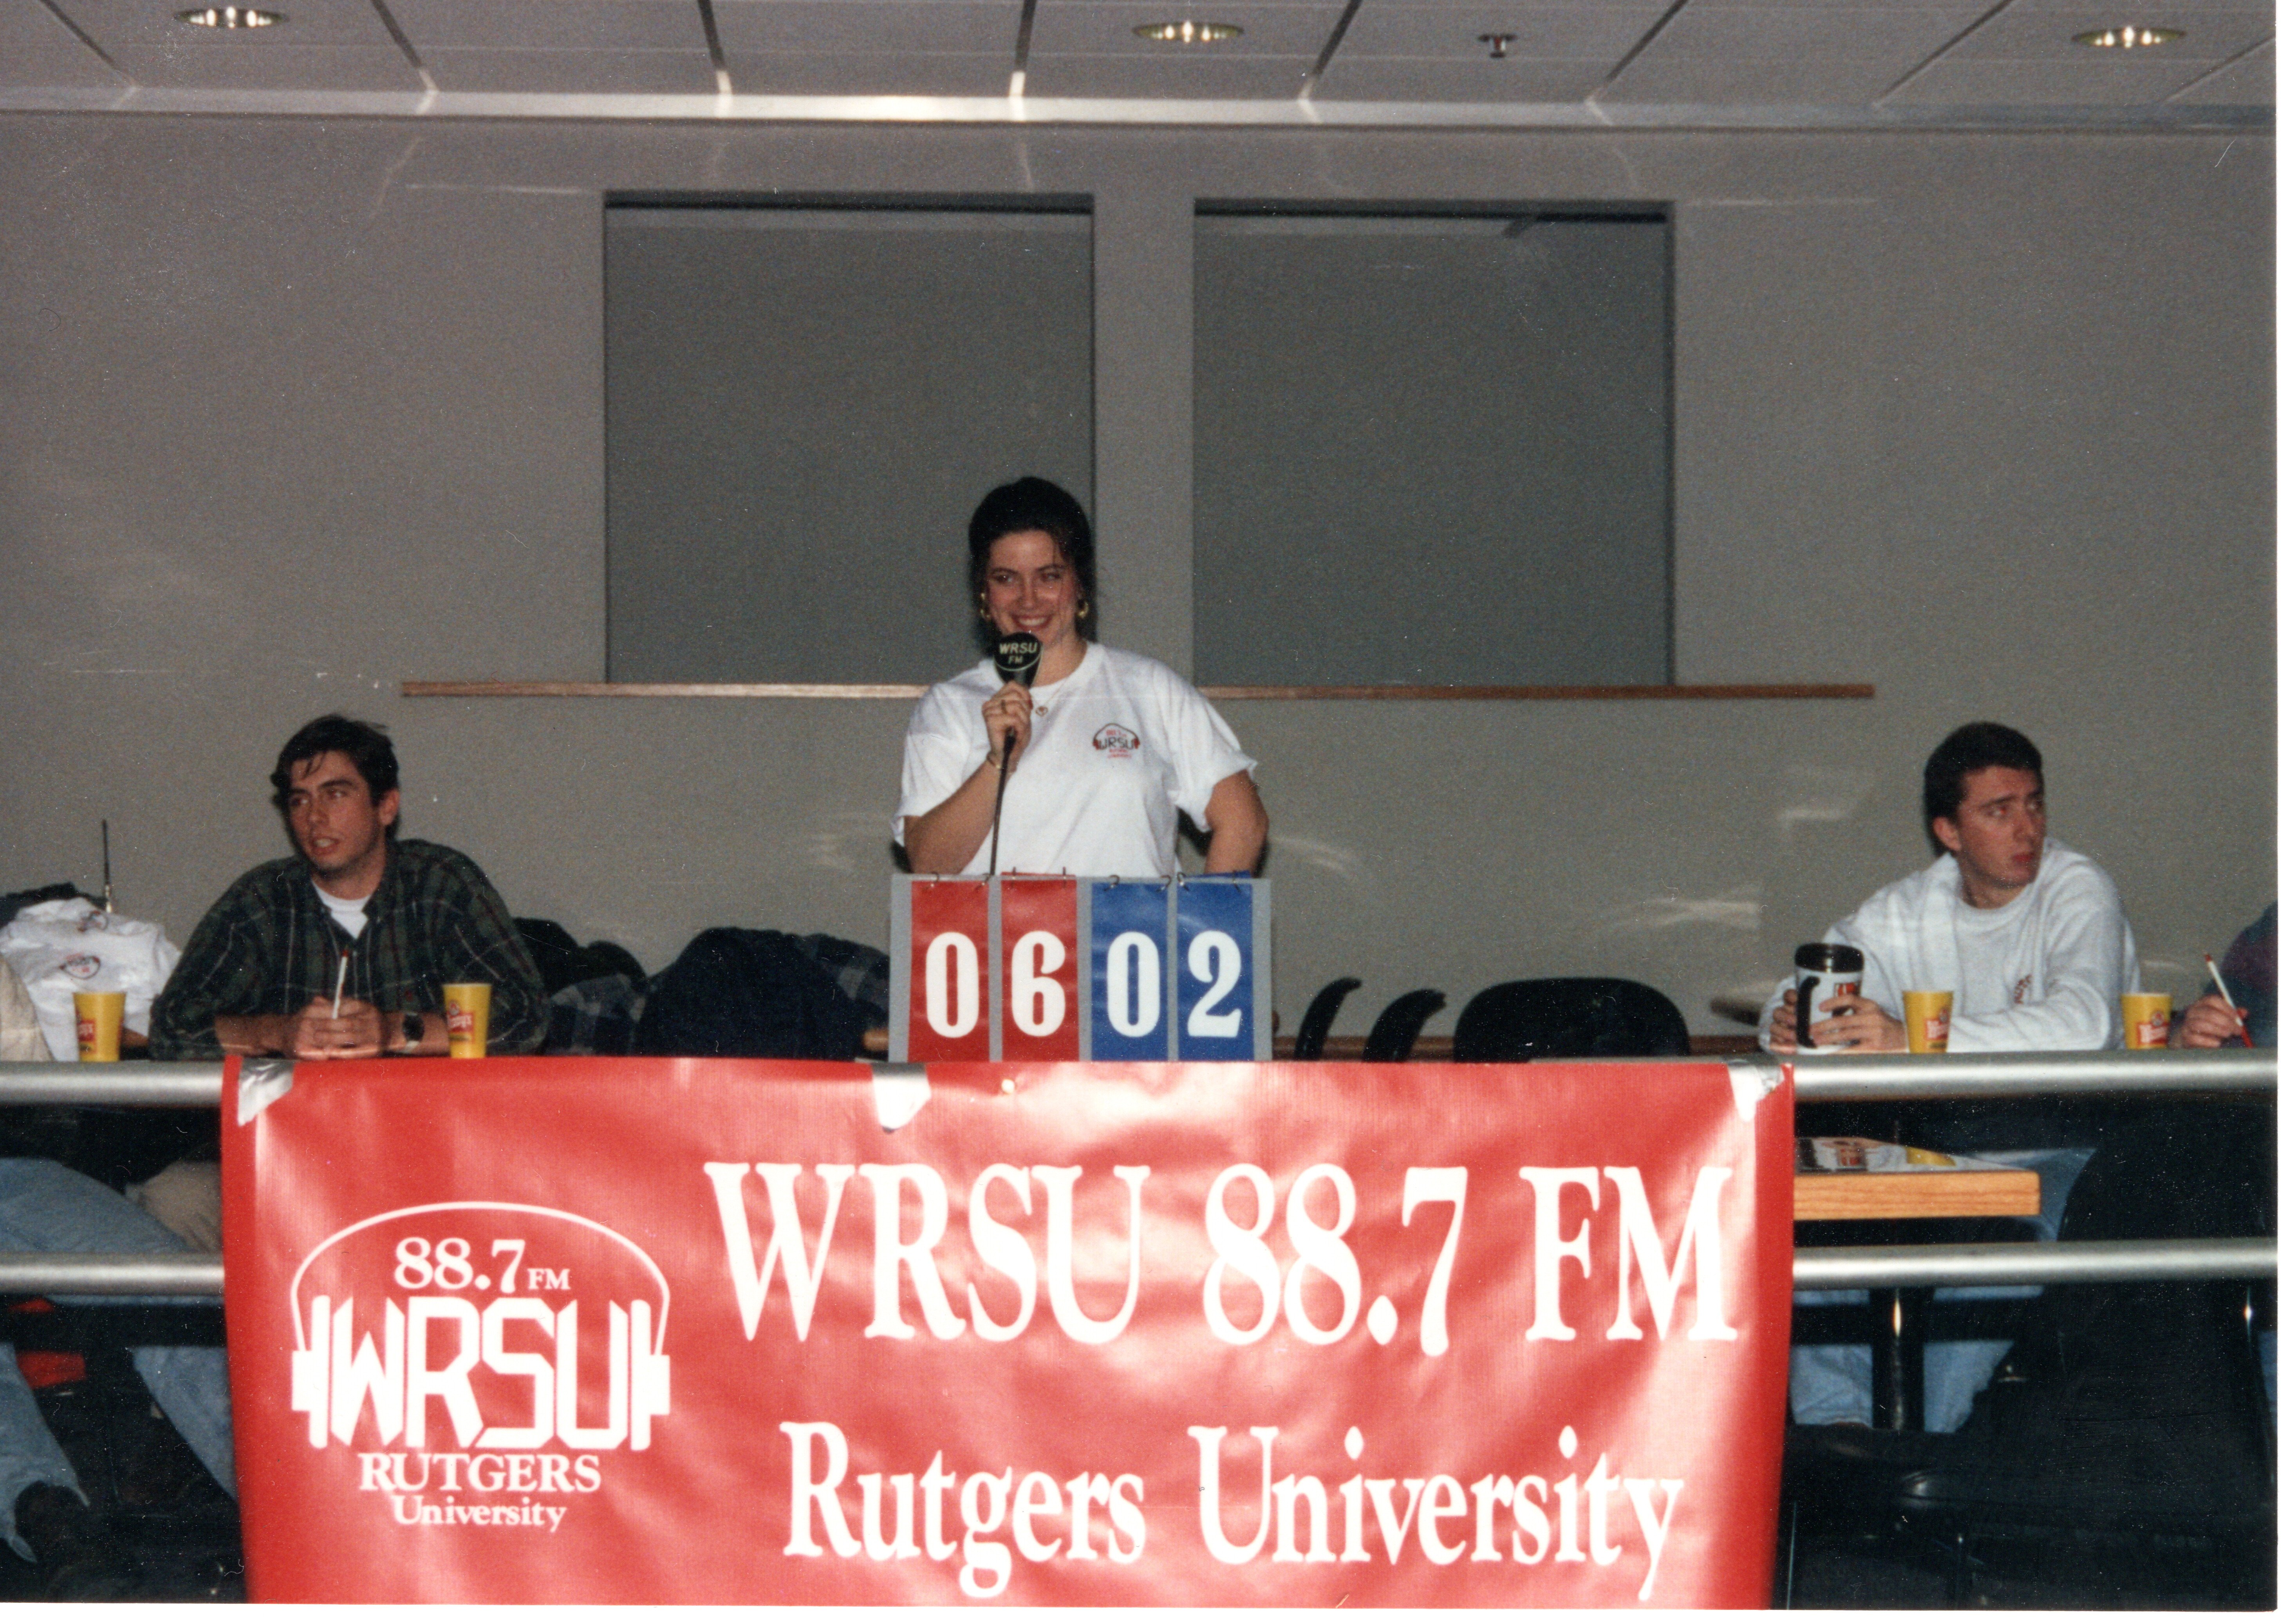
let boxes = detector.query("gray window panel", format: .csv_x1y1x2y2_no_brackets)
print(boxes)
1193,211,1671,686
606,206,1093,684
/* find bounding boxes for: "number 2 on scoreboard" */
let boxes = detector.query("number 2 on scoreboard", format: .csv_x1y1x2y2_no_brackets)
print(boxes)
1174,881,1255,1060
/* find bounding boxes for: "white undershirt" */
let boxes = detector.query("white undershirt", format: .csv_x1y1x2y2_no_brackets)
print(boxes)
318,886,372,940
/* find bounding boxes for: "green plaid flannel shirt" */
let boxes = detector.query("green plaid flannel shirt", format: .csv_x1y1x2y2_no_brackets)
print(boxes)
149,838,545,1060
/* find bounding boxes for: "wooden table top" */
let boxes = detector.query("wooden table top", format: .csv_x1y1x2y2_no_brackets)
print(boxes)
1794,1165,2041,1221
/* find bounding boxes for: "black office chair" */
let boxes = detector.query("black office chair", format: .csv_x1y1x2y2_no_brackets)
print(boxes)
1291,977,1361,1061
1449,977,1691,1061
1361,990,1445,1062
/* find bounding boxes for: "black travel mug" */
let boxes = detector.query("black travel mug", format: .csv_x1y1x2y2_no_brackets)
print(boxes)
1792,943,1865,1050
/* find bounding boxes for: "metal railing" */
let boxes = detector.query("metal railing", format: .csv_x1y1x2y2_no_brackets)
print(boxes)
0,1052,2267,1297
1784,1046,2274,1100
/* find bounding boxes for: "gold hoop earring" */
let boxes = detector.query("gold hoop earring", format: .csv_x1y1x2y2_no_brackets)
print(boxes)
977,600,992,623
1078,600,1093,621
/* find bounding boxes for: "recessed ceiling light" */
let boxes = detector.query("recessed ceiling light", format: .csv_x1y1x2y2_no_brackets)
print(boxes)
1134,20,1243,44
178,5,283,25
2072,25,2184,47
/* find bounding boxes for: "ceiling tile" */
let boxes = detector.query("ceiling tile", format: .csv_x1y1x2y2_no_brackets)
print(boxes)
1882,53,2222,100
51,0,403,48
1,1,78,43
0,39,126,87
1311,55,1612,98
2167,38,2274,101
1624,6,1978,60
721,48,1010,93
1336,5,1666,61
102,42,424,87
715,1,1019,55
1029,2,1345,56
2002,0,2273,14
1945,8,2271,60
389,0,710,52
423,46,718,92
1598,56,1909,100
1021,53,1312,95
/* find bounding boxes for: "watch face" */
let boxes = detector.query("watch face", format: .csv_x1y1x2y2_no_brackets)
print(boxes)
402,1013,424,1047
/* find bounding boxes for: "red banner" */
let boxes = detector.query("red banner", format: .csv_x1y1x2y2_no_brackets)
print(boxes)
221,1057,1792,1604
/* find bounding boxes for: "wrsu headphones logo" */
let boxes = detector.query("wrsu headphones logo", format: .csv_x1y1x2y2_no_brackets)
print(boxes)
286,1203,672,1534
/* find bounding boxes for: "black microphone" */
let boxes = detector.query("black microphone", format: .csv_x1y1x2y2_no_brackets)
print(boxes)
993,631,1042,688
987,632,1041,877
990,631,1041,765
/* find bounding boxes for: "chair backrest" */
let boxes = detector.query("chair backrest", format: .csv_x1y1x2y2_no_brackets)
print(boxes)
1292,977,1362,1061
1450,977,1691,1062
1362,989,1445,1062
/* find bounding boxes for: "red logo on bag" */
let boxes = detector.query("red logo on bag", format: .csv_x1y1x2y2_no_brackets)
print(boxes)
286,1203,671,1533
61,954,100,981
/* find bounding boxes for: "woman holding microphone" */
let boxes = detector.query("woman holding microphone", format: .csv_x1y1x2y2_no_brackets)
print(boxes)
897,477,1267,877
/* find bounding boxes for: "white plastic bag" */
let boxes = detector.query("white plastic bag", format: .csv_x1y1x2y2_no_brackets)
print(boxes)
0,898,181,1062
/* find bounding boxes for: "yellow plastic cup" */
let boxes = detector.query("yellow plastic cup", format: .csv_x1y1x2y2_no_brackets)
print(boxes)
443,983,491,1059
2121,990,2171,1050
1902,990,1953,1054
73,990,125,1062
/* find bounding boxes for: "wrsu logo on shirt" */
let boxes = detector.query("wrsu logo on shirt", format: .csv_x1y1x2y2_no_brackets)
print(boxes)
1092,725,1140,758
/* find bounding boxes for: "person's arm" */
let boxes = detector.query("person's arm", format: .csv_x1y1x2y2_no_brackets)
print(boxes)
1759,918,1903,1053
1200,771,1267,875
899,683,1033,876
1946,866,2131,1051
148,878,273,1062
1806,993,1907,1052
2171,992,2247,1048
217,999,450,1059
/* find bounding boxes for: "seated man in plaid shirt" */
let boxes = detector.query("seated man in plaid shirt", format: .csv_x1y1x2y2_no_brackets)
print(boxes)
152,714,545,1064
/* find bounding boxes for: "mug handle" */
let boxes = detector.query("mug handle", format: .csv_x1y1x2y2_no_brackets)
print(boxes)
1795,975,1819,1050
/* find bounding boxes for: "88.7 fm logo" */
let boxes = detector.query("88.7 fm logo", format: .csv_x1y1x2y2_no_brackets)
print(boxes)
287,1203,671,1483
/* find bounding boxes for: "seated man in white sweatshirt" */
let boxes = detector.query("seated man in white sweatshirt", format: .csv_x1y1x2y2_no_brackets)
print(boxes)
1763,721,2141,1430
1763,721,2139,1056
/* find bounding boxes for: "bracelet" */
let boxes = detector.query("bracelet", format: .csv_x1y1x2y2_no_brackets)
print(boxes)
985,753,1004,771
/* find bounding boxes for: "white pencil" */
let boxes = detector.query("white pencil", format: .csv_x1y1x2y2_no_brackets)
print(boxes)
331,951,349,1018
2205,953,2252,1048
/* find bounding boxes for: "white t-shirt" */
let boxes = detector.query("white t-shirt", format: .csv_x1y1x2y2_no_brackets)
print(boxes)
1759,838,2141,1051
896,643,1257,878
318,887,370,939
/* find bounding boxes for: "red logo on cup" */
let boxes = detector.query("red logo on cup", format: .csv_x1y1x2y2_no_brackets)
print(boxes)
76,1017,96,1046
448,1008,475,1035
2135,1017,2169,1047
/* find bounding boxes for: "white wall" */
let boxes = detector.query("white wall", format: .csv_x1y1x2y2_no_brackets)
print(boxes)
0,115,2269,1038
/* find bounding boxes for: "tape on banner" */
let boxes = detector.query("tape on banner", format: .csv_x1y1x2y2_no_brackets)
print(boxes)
870,1063,930,1132
238,1058,296,1124
1724,1055,1783,1120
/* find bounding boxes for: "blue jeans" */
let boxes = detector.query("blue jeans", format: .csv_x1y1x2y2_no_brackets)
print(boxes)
1791,1147,2096,1432
0,1160,234,1559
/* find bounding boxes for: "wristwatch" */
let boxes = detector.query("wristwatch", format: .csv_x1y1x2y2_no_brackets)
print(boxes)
399,1013,424,1053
